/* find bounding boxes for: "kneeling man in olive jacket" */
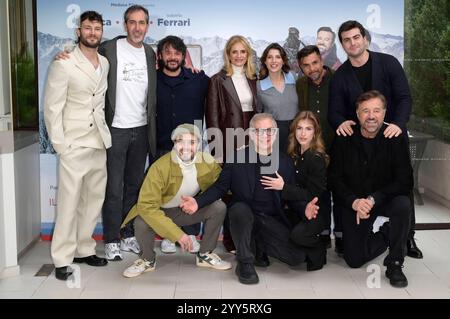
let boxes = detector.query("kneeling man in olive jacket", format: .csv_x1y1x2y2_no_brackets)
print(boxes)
121,124,231,278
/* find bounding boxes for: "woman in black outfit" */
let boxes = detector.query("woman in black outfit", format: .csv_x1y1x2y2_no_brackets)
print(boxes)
261,111,328,270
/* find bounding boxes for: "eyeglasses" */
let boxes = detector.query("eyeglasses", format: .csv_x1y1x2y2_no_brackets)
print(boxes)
251,128,278,136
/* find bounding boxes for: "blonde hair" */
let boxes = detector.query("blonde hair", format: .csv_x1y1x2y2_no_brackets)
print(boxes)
223,35,256,79
287,111,329,166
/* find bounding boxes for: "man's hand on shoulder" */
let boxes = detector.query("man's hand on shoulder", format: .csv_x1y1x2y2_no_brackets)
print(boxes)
383,123,402,138
336,120,356,137
54,48,73,61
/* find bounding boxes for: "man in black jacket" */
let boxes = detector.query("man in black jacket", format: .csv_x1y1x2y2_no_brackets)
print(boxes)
329,90,412,288
180,113,320,285
328,20,422,258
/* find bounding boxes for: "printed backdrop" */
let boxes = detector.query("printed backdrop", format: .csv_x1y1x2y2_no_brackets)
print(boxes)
37,0,405,239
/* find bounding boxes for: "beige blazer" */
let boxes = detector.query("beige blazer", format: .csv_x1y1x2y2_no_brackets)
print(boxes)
44,46,111,154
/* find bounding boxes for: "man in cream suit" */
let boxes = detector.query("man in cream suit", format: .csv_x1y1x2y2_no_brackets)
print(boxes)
44,11,111,281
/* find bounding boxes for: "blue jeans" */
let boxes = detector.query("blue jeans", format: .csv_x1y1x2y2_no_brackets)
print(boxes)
102,125,149,243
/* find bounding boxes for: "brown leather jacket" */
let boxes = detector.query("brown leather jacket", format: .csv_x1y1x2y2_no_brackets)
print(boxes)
206,70,257,161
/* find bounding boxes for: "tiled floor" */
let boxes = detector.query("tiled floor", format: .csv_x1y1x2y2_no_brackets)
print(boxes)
1,195,450,299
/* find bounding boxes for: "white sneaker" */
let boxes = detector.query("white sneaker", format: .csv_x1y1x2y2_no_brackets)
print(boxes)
120,236,141,254
123,258,156,278
196,252,232,270
161,239,176,254
105,243,123,261
189,235,200,253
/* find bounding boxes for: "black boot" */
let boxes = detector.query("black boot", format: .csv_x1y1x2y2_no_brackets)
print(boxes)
407,237,423,259
385,261,408,288
306,247,327,271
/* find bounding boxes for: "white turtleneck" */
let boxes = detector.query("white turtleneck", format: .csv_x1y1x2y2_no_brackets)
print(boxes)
161,154,200,208
231,65,254,112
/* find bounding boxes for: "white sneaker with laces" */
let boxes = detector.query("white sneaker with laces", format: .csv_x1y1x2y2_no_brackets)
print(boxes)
105,243,123,261
120,236,141,254
161,239,176,254
196,252,232,270
189,235,201,253
123,258,156,278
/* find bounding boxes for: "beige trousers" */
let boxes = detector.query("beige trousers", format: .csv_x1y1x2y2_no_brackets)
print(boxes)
51,146,107,267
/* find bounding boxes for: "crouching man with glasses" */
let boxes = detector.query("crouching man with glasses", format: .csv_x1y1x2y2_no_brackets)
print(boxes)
181,113,321,285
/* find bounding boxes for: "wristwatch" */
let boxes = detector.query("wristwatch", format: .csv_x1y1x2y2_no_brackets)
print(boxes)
367,195,376,205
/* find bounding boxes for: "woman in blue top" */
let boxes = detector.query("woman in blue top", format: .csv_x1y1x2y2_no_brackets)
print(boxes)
257,43,299,153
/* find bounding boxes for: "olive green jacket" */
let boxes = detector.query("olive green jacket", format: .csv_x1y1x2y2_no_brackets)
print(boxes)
121,151,221,243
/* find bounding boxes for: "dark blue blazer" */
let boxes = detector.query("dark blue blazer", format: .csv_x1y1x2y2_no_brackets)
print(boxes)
196,146,305,226
328,51,412,132
156,67,210,151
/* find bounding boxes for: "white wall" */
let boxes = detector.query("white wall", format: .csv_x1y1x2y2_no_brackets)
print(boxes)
0,0,20,279
15,143,41,253
0,153,20,279
419,140,450,208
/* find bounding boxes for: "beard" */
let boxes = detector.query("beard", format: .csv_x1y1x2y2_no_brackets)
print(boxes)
161,59,182,72
317,45,328,53
80,36,101,49
308,71,321,82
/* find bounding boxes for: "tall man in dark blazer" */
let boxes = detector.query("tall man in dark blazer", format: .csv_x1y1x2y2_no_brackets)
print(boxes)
329,90,413,288
99,5,157,261
180,113,321,285
328,20,422,259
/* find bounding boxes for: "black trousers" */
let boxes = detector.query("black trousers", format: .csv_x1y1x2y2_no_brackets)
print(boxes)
228,201,322,266
342,195,411,268
314,191,343,236
102,126,149,243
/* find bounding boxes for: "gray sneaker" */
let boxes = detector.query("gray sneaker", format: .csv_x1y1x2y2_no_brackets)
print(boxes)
120,236,141,254
196,252,232,270
105,243,122,261
123,258,156,278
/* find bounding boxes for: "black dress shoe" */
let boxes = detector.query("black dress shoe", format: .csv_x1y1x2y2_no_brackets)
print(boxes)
334,237,344,256
407,238,423,259
73,255,108,267
55,266,73,281
306,248,327,272
385,261,408,288
235,262,259,284
254,252,270,267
